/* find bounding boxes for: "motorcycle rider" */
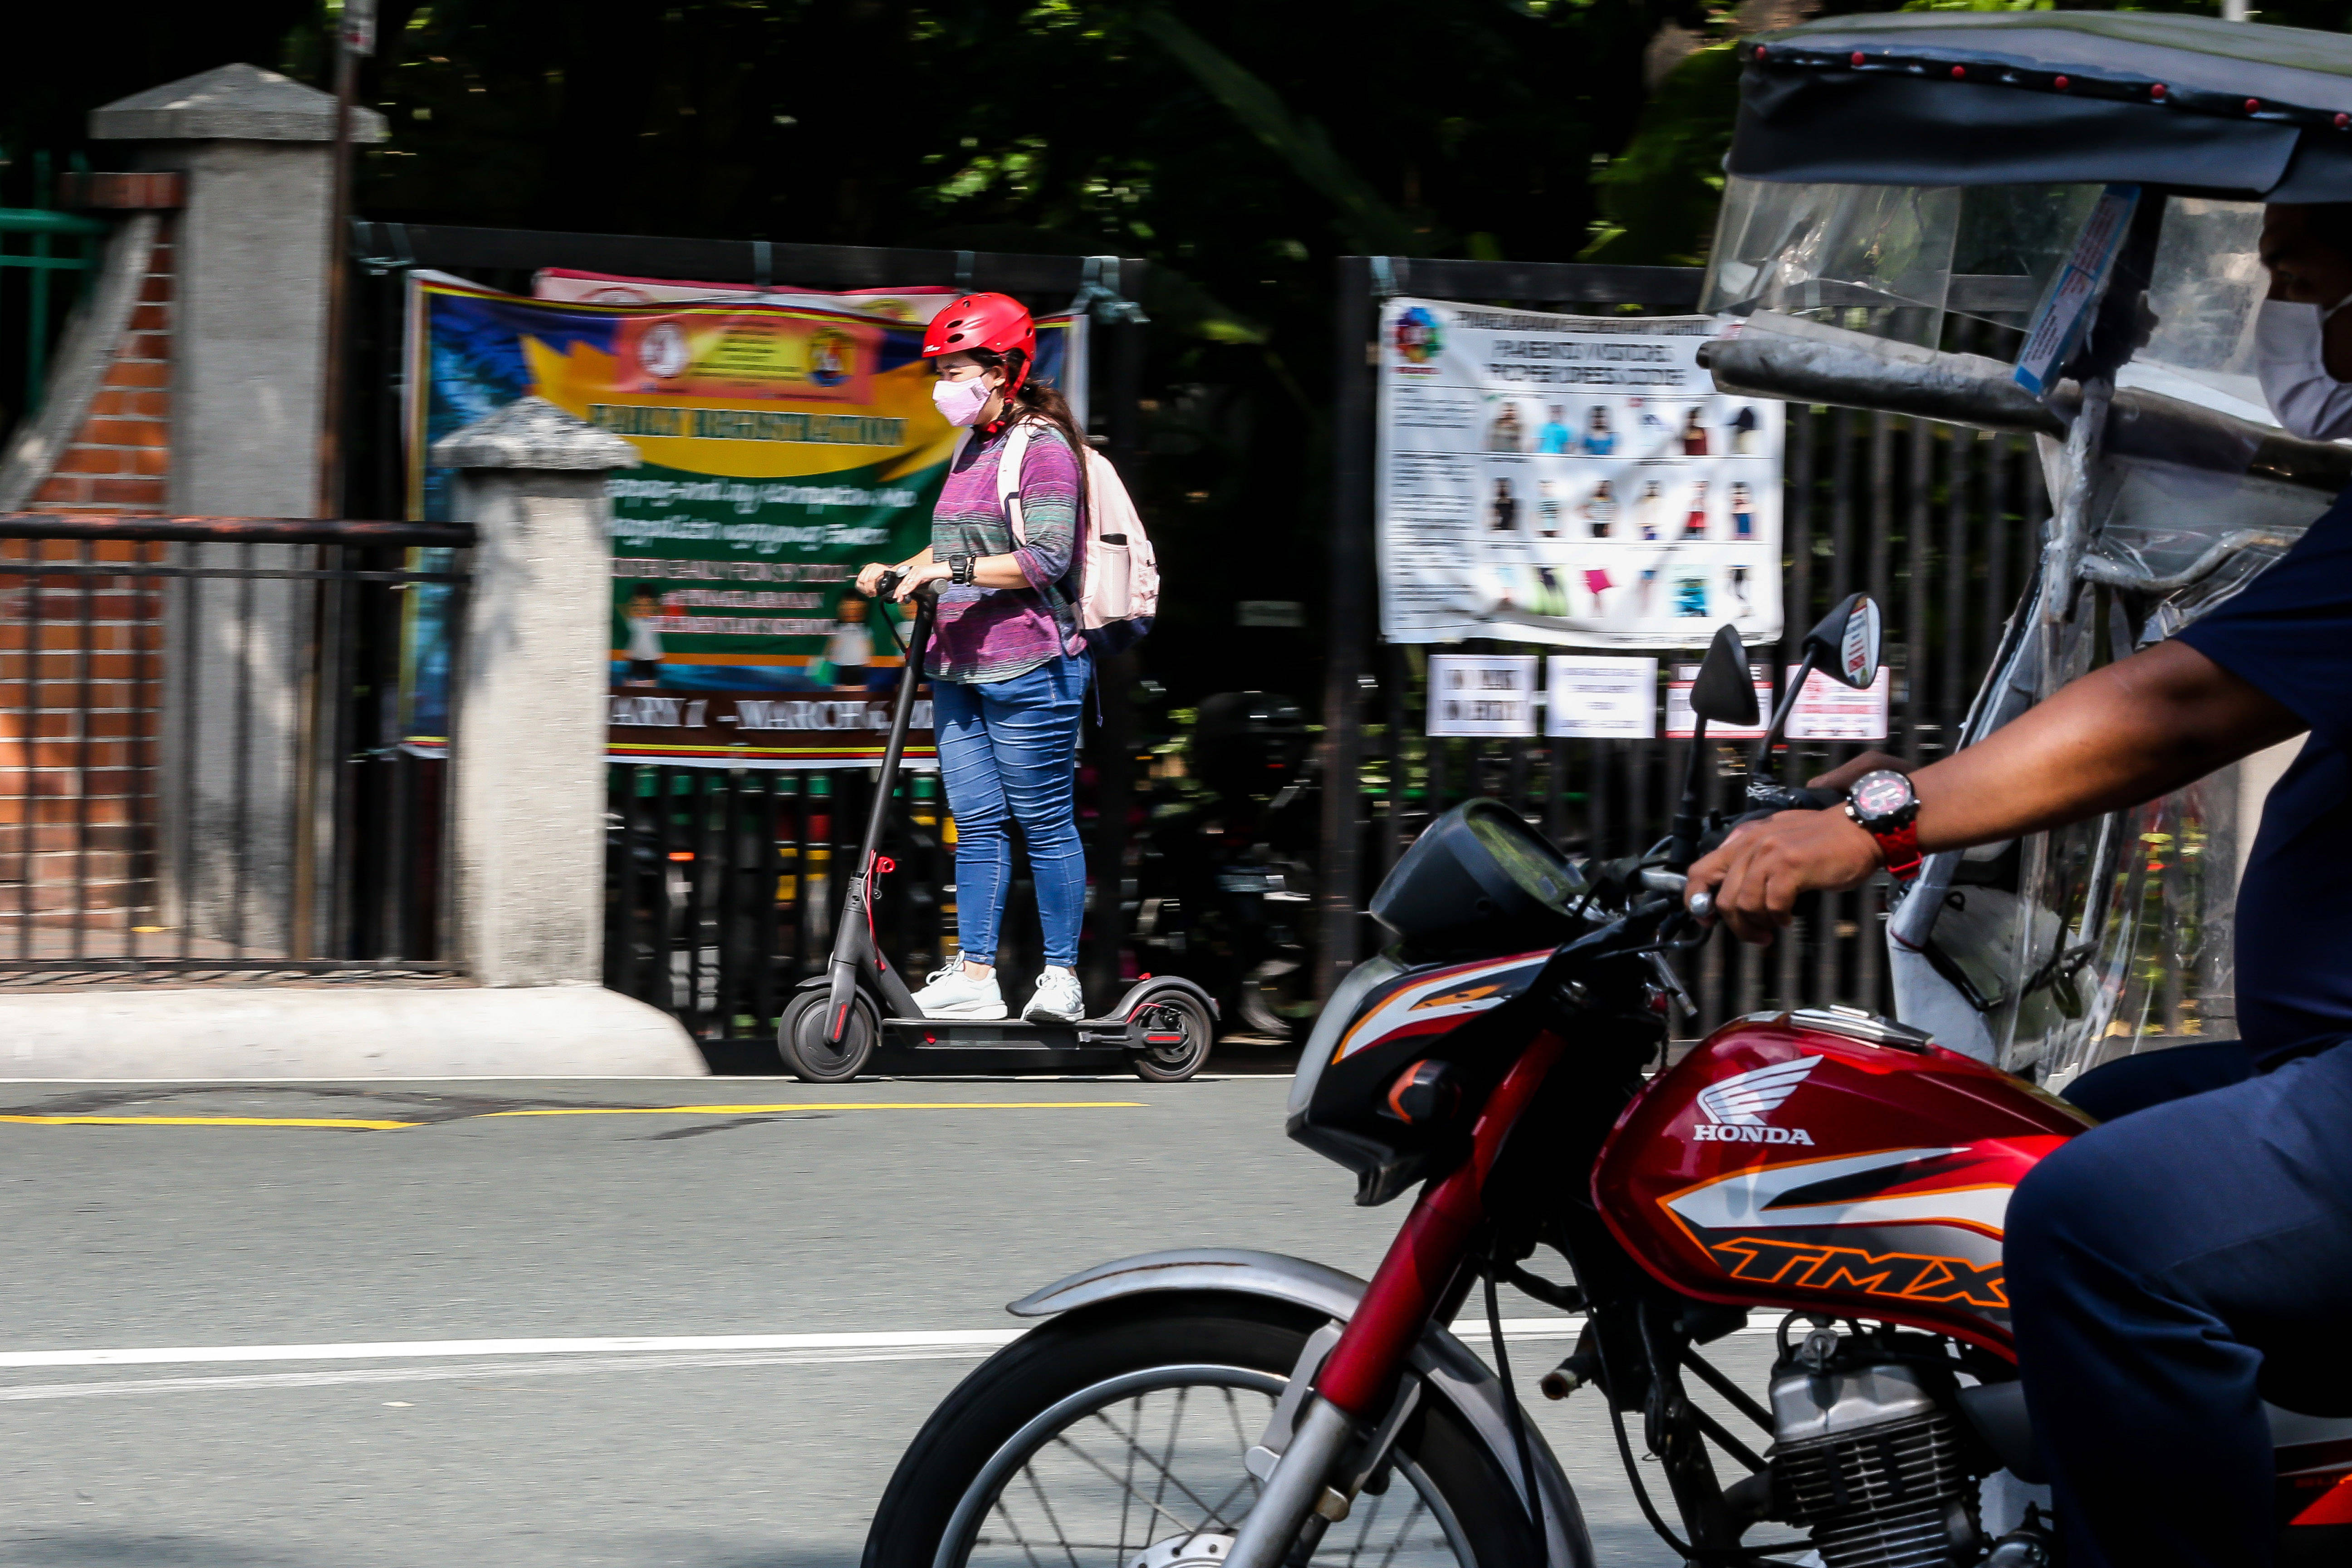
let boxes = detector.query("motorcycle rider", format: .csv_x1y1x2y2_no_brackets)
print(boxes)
1688,201,2352,1568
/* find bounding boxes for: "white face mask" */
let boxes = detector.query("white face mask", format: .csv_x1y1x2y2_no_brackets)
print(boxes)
2255,292,2352,440
931,373,996,428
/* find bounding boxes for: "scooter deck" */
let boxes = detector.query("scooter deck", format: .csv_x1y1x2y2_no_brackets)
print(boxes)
878,1014,1139,1051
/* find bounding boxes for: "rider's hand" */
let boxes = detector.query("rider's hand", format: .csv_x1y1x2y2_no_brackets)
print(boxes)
892,560,951,601
1689,809,1884,945
1804,750,1912,793
854,562,893,597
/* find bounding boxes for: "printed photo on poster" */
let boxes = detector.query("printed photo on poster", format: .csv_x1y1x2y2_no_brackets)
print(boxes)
1377,300,1783,649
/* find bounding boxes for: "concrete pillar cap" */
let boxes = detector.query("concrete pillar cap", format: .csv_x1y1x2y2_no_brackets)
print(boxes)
432,397,642,472
92,62,388,144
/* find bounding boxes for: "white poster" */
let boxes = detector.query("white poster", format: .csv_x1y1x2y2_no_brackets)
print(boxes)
1377,300,1783,649
1787,667,1891,741
1663,662,1775,740
1546,656,1658,739
1427,654,1539,737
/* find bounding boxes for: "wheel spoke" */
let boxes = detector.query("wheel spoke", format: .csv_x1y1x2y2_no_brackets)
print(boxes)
951,1372,1470,1568
990,1493,1049,1568
1019,1461,1086,1568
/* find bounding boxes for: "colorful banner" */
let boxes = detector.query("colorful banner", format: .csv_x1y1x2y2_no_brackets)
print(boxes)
403,270,1087,766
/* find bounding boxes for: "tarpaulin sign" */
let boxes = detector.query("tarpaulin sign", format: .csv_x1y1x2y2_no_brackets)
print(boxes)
402,270,1087,767
1375,301,1783,649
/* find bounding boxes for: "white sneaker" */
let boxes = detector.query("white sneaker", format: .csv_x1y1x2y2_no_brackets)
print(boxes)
913,958,1007,1019
1023,965,1085,1024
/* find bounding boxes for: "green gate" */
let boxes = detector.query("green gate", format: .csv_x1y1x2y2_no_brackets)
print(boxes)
0,150,107,435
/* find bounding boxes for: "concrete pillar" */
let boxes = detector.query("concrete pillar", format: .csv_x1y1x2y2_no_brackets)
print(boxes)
91,65,388,954
91,60,384,517
432,398,641,986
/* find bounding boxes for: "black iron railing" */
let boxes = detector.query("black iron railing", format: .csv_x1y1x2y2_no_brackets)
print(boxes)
0,514,473,975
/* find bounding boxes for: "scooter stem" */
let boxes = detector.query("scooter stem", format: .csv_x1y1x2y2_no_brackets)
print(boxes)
824,590,934,1048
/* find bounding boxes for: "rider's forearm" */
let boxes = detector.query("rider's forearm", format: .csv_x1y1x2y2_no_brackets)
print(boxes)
1906,640,2303,853
970,554,1030,589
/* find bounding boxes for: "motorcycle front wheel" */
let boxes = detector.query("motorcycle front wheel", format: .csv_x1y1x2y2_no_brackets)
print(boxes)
861,1294,1546,1568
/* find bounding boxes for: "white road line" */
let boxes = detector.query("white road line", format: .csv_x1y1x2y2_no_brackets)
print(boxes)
0,1348,998,1403
0,1314,1779,1376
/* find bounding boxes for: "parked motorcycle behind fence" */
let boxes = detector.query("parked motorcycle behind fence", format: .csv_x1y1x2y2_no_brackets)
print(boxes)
1132,692,1319,1039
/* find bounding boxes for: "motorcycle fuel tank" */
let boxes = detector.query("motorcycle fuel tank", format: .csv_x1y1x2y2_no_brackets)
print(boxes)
1592,1007,2092,1357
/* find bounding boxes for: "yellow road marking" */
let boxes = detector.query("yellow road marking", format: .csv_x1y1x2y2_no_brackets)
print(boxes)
482,1102,1147,1117
0,1115,418,1131
0,1102,1147,1132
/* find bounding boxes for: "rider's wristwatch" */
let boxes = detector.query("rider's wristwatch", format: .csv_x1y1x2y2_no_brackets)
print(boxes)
1844,769,1923,882
948,554,976,586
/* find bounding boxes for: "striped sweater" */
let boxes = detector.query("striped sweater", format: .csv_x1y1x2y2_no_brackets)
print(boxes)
926,420,1086,684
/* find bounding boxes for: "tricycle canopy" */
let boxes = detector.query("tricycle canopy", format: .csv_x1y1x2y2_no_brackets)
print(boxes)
1734,11,2352,201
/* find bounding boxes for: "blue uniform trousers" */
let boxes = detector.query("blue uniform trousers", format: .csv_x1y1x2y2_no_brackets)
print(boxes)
2009,1040,2352,1567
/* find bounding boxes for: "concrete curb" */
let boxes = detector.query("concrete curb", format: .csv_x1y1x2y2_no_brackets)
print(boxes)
0,986,708,1079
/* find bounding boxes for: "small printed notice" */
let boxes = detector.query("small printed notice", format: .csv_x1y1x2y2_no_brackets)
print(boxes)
2015,184,2139,397
1376,299,1782,649
1664,662,1774,740
1786,667,1891,741
1427,654,1540,737
1546,656,1658,739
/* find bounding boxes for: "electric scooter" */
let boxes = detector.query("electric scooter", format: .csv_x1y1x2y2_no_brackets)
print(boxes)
774,572,1219,1084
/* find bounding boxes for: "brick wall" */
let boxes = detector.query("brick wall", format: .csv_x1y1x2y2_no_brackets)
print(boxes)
0,539,164,942
28,223,173,514
0,215,175,950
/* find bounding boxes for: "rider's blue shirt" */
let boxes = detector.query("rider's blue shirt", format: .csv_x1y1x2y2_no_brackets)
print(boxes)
2178,488,2352,1064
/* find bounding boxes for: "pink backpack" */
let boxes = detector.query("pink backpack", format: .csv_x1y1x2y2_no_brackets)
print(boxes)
996,417,1159,653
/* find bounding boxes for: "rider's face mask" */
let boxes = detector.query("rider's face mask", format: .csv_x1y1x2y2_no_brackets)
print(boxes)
2255,293,2352,440
931,369,998,428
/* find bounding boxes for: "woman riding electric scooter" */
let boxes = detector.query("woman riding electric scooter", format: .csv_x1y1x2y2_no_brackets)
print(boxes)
856,293,1092,1025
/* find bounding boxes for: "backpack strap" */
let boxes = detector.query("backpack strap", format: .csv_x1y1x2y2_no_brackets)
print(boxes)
995,419,1039,549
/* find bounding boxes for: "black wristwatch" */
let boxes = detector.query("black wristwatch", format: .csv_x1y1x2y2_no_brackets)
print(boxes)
948,554,976,586
1844,769,1923,882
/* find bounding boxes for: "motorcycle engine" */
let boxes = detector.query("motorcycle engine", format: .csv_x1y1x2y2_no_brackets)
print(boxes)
1766,1329,1980,1568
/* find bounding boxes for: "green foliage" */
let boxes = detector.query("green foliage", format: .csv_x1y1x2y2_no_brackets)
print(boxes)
1581,40,1744,266
3,0,1720,703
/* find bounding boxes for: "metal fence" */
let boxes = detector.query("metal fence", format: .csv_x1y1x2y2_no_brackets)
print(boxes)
0,514,473,975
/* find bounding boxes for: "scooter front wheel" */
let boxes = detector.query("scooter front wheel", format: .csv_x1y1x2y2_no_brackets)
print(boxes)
862,1295,1544,1568
777,989,877,1083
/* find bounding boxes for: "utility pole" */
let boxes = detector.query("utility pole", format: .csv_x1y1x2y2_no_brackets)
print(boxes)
317,0,374,519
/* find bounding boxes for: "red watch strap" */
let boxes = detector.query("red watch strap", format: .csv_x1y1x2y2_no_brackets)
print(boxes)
1874,822,1922,882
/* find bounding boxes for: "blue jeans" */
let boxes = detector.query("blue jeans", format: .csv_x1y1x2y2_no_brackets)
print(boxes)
2009,1041,2352,1567
932,653,1090,968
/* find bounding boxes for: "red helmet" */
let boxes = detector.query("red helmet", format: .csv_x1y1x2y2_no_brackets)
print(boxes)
922,293,1038,394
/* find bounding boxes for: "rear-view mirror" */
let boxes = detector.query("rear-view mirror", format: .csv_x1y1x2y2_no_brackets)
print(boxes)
1689,624,1760,727
1803,593,1882,691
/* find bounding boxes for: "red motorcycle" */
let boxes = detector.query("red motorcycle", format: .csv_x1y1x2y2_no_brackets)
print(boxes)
863,608,2352,1568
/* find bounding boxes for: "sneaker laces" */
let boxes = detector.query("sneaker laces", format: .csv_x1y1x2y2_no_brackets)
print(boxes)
924,956,964,988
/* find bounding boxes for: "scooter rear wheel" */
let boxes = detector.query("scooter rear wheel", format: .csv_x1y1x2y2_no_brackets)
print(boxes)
1129,992,1215,1083
777,989,877,1083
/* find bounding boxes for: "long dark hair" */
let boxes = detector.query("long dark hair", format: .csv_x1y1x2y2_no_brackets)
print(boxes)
968,346,1090,517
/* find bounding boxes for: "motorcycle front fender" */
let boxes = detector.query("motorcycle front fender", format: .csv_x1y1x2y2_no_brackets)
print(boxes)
1009,1246,1592,1566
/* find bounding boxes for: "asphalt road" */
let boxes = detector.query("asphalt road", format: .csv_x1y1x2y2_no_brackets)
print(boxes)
0,1075,1787,1568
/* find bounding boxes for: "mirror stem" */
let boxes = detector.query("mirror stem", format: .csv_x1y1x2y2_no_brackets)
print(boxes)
1670,714,1710,868
1753,648,1818,774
